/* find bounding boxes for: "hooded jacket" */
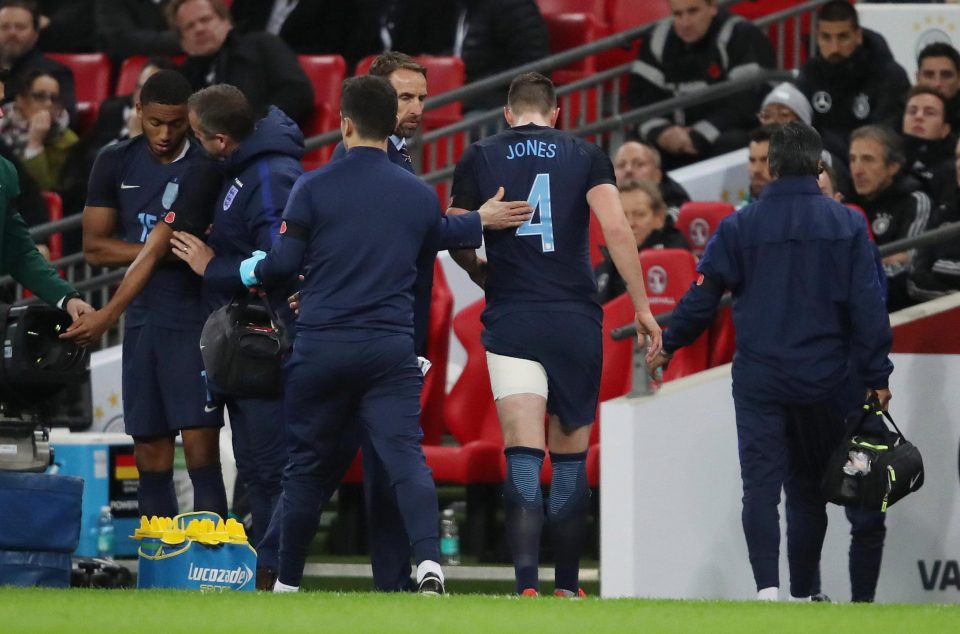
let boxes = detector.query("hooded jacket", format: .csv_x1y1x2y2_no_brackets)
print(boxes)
909,189,960,301
796,29,910,158
202,107,304,320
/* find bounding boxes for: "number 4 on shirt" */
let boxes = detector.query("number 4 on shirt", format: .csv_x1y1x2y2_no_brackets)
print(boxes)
516,173,554,252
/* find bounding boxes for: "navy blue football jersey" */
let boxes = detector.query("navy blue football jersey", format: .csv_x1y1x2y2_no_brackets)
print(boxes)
451,123,615,319
86,137,206,329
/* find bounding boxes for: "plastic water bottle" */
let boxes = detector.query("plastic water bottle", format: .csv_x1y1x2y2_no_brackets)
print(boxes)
96,505,115,559
440,508,460,566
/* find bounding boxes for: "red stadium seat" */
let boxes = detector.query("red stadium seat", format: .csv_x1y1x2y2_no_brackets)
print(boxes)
298,54,347,169
538,0,607,19
546,13,600,86
676,201,735,257
639,249,709,381
48,53,111,134
598,0,670,70
42,192,63,261
420,260,453,446
115,55,187,96
423,299,504,485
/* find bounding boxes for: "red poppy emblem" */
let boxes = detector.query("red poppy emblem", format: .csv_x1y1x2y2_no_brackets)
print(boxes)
279,221,287,235
707,63,721,80
164,211,175,224
696,274,705,286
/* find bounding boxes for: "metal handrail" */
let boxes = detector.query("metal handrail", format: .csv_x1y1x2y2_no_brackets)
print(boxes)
420,68,795,185
28,213,82,241
303,0,747,152
610,221,960,341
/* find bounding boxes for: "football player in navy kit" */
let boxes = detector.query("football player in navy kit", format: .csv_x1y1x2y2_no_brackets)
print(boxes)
64,70,227,521
449,73,662,597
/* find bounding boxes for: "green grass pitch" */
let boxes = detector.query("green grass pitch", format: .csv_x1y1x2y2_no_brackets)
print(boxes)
1,588,958,634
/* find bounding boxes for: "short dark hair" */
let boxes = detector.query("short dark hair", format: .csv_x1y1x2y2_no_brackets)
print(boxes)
166,0,230,30
188,84,254,141
0,1,39,30
139,69,193,107
749,125,778,145
507,72,557,115
768,122,823,178
14,67,55,98
850,125,905,166
918,42,960,73
369,52,427,79
819,1,858,28
341,75,397,140
905,85,948,123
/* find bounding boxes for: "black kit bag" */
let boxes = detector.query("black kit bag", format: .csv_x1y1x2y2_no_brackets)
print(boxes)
200,293,290,399
822,401,924,513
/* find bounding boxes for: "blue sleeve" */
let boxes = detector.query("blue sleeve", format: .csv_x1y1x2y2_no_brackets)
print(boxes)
661,220,738,354
436,209,483,250
585,142,617,189
848,218,894,389
254,177,311,286
412,258,433,356
85,145,120,208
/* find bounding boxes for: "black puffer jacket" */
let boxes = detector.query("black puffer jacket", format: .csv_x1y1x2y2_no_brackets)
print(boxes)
796,29,910,159
909,191,960,301
178,30,315,125
458,0,549,111
902,133,956,204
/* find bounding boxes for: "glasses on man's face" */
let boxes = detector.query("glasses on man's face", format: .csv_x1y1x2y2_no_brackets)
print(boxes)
29,91,61,105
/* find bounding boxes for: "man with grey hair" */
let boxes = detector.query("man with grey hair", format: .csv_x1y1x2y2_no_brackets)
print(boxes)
848,124,931,310
612,139,690,218
650,121,894,601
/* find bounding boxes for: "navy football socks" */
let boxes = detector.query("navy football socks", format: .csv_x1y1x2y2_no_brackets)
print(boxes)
137,469,178,519
188,463,228,520
504,446,545,594
547,451,589,594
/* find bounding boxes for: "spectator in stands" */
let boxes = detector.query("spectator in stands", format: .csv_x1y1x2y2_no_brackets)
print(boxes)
59,58,175,227
0,68,77,192
448,0,550,112
758,81,852,197
848,124,931,310
901,86,955,202
230,0,348,56
795,1,910,161
740,126,774,208
595,180,688,304
908,134,960,302
35,0,93,53
95,0,181,62
915,42,960,132
626,0,775,169
167,0,314,125
0,0,75,119
613,139,690,218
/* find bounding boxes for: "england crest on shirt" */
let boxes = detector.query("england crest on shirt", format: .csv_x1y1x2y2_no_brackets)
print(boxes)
223,185,239,211
161,180,179,210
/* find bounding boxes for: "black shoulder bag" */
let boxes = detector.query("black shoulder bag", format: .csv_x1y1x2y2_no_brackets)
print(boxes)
199,293,291,399
822,401,924,512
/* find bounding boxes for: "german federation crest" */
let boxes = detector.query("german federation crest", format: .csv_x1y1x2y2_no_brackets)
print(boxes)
223,185,239,211
161,181,179,210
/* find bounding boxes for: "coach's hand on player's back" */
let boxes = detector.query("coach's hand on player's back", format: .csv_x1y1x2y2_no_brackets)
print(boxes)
476,186,533,230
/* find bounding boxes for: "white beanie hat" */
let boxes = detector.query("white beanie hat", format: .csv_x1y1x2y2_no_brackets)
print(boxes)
761,82,813,125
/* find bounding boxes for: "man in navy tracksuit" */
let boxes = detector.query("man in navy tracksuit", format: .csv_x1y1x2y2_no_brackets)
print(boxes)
240,75,532,594
649,122,894,601
166,86,304,589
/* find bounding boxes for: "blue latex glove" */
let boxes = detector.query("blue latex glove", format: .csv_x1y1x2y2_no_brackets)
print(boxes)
239,250,267,286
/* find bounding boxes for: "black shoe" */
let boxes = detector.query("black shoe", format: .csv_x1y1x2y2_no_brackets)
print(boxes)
811,593,832,602
418,572,445,596
256,567,277,591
